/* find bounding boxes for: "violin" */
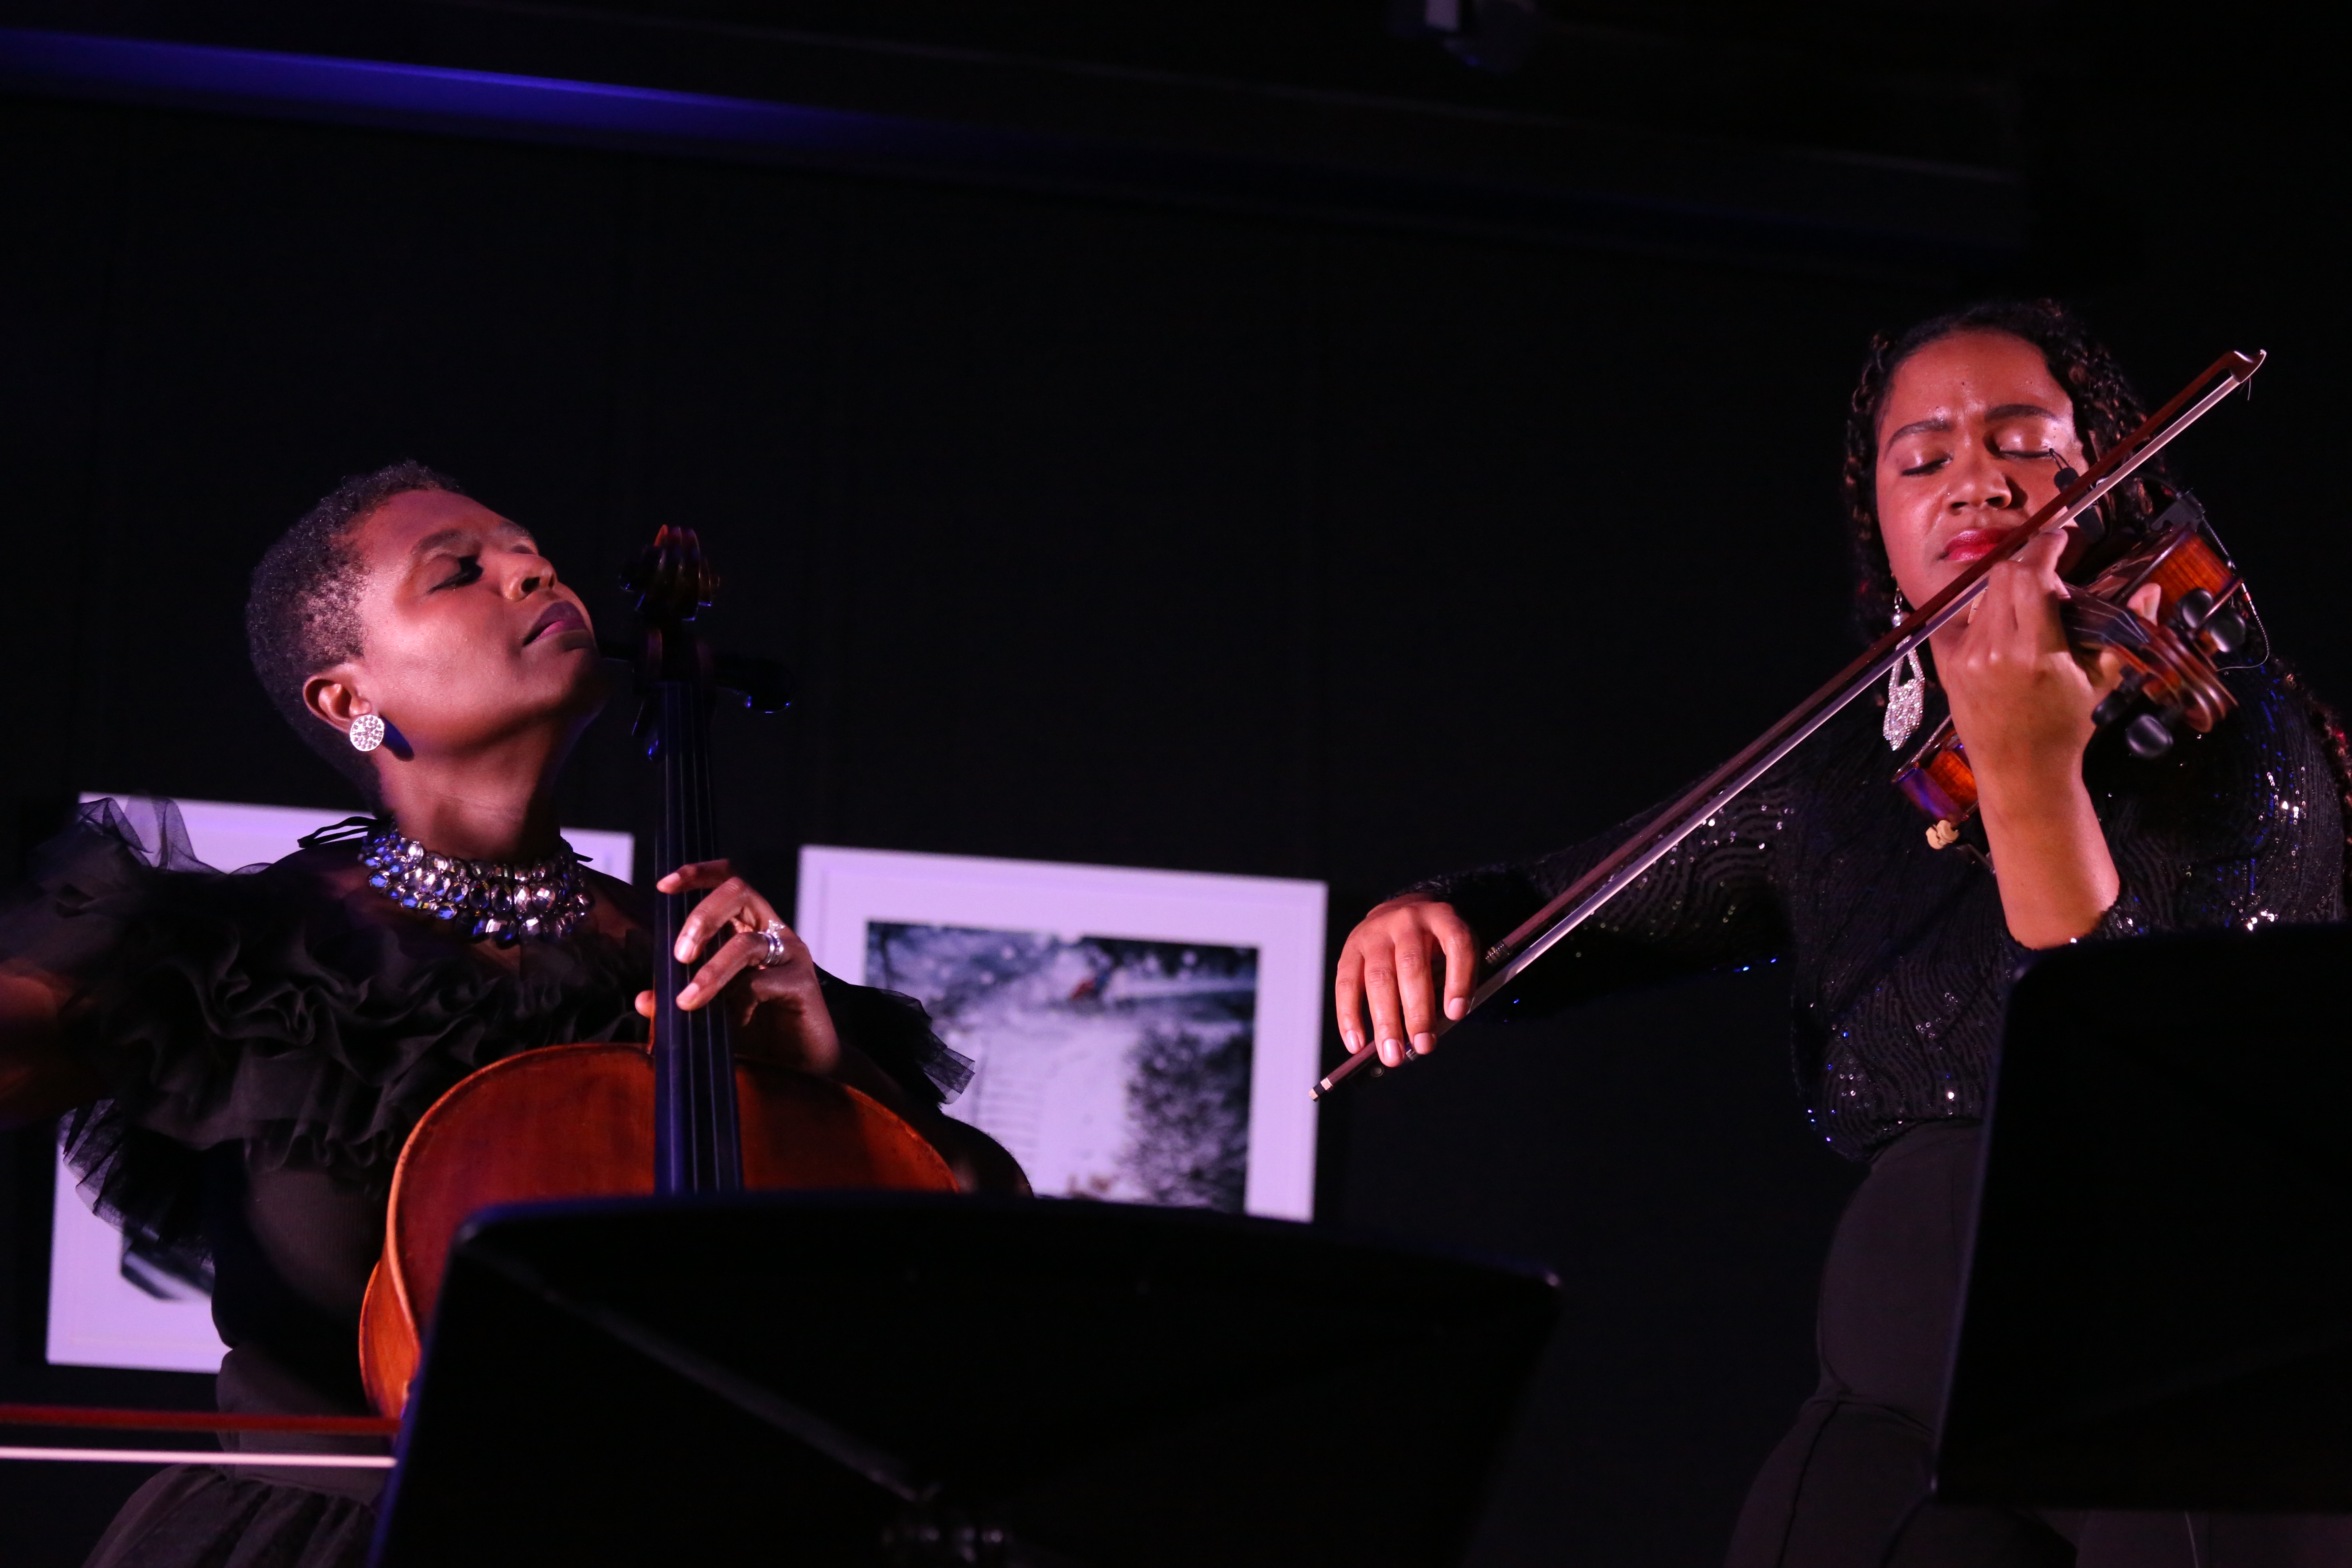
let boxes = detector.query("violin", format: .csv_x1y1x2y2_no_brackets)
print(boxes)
1314,349,2268,1100
1895,490,2261,847
357,526,960,1419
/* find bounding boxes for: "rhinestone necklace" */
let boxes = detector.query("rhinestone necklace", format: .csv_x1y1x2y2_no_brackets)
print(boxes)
360,825,593,944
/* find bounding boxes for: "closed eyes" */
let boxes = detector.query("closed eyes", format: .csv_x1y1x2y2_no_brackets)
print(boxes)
1898,445,2060,477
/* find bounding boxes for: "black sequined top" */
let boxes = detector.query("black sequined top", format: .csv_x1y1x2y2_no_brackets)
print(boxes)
1410,666,2344,1160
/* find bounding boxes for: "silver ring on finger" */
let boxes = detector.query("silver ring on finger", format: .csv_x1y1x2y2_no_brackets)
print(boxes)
756,921,790,968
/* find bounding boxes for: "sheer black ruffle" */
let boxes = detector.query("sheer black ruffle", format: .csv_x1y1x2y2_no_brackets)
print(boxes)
2,800,649,1252
2,800,976,1254
821,969,974,1108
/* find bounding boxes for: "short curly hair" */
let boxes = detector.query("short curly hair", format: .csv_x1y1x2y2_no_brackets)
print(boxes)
1840,298,2171,644
245,461,464,801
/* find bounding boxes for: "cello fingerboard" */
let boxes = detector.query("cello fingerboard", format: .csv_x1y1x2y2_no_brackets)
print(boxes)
652,679,744,1195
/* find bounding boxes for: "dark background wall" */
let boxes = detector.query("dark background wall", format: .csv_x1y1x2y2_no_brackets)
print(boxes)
1,5,2341,1564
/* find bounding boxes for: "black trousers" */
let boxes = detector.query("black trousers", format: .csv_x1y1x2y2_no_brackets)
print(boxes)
1724,1121,2352,1568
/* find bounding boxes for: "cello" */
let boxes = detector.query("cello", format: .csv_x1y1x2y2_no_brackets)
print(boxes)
358,525,960,1419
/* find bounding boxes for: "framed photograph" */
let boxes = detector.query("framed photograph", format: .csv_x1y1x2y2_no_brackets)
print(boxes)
795,846,1327,1221
46,795,633,1374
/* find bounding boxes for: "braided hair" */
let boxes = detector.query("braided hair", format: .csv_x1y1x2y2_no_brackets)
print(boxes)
1838,299,2352,904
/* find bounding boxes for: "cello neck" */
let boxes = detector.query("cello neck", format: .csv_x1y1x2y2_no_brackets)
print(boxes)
653,679,742,1194
631,527,745,1196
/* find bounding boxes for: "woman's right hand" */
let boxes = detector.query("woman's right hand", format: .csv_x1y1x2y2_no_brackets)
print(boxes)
1334,897,1479,1068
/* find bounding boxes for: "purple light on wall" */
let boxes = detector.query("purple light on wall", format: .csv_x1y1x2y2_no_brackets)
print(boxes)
0,24,2019,280
0,25,1024,167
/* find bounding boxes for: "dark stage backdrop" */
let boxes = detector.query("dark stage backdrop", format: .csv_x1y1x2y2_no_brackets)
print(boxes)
2,32,2345,1564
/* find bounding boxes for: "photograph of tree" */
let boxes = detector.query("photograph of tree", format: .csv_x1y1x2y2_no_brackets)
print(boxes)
866,923,1258,1211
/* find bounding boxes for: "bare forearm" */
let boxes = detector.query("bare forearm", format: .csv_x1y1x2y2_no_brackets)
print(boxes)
1976,767,2120,948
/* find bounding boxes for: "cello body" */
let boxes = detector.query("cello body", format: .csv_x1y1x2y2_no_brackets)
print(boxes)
359,1042,957,1417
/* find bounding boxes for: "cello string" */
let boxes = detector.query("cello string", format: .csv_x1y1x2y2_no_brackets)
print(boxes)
707,691,742,1187
682,684,718,1187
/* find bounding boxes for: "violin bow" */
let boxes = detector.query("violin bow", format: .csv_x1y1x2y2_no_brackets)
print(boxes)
0,1402,398,1468
1314,348,2267,1100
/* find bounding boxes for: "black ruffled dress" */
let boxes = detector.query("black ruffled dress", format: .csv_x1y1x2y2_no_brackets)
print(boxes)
1,800,969,1568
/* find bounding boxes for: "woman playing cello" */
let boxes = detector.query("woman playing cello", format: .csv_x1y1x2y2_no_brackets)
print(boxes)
0,462,1022,1566
1334,301,2352,1567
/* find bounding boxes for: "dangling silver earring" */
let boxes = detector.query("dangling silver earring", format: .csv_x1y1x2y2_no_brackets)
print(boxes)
349,713,385,753
1883,596,1926,751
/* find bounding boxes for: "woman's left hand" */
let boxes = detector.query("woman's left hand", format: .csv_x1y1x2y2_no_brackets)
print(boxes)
1931,529,2106,790
1931,528,2160,800
631,860,840,1075
1929,526,2162,948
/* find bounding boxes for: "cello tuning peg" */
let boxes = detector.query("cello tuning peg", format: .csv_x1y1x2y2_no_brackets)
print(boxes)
712,652,795,715
2126,713,2175,760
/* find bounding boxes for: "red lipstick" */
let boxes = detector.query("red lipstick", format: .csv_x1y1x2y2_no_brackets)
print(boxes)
1940,527,2019,564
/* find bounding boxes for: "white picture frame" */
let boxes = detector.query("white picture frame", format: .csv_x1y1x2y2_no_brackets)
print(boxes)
47,795,633,1373
795,844,1326,1221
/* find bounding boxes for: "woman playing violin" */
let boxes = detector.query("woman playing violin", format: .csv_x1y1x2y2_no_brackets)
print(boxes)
0,462,1022,1568
1335,301,2351,1567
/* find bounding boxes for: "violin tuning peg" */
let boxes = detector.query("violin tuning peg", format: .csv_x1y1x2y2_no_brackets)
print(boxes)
2126,713,2175,760
2172,588,2215,630
2092,671,2145,731
2202,607,2246,656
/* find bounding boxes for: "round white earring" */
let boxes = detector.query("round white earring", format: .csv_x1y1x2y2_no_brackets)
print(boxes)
349,713,386,753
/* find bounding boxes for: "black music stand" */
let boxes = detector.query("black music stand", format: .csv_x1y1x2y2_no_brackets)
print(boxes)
370,1194,1559,1566
1938,922,2352,1510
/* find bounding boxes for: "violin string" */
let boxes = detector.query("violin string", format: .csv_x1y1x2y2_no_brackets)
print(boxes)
1315,350,2264,1098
